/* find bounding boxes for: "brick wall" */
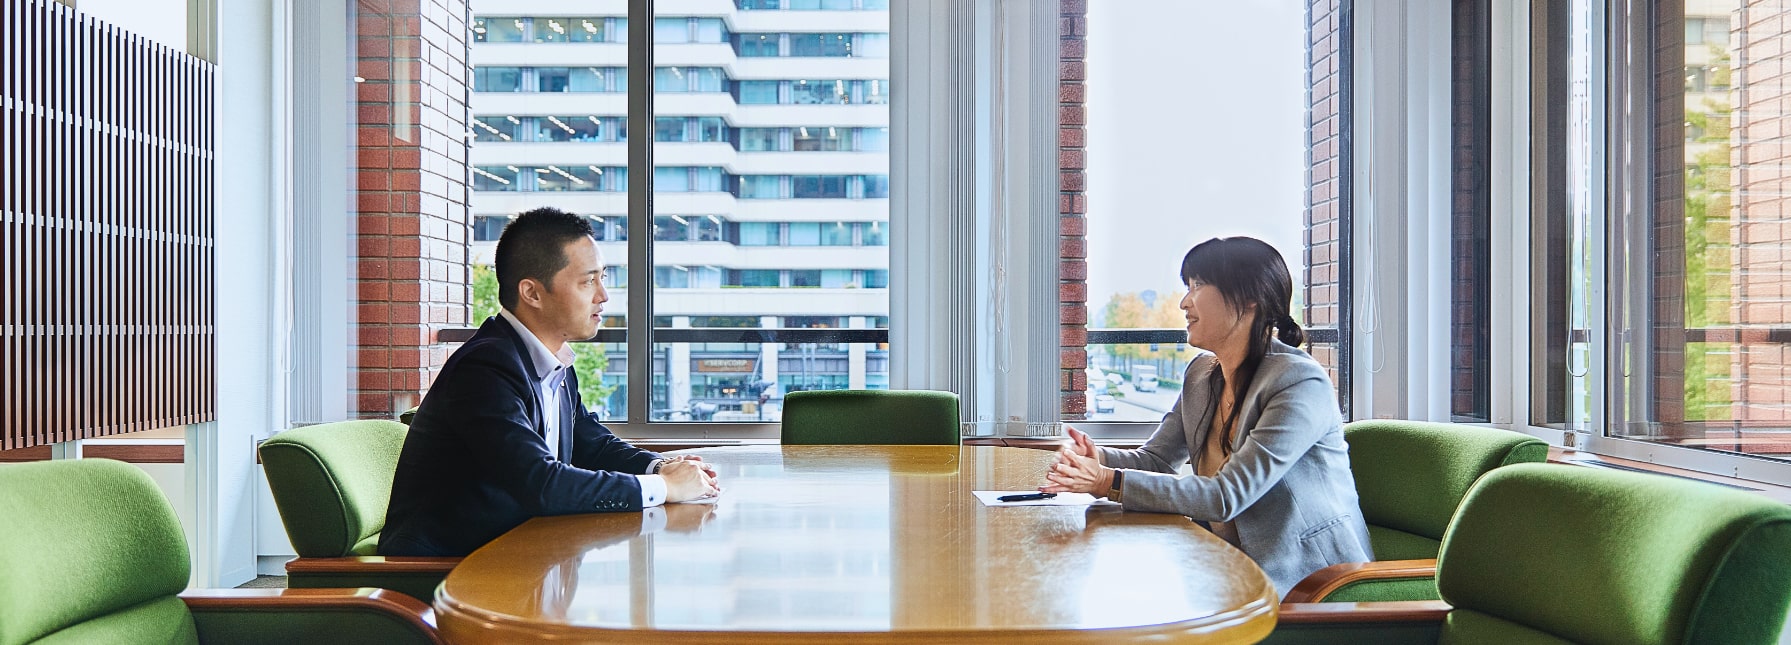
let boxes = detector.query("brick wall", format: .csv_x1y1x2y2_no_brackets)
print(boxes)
353,0,473,418
1732,1,1791,422
1452,0,1492,421
1653,0,1690,430
1305,0,1345,385
1060,0,1090,419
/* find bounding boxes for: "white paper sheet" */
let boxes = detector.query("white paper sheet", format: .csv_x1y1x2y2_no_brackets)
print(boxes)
972,490,1105,506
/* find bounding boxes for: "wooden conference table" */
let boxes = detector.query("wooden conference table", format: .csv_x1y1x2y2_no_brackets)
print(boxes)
434,445,1276,644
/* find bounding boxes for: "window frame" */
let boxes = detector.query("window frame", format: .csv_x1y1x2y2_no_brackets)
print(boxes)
1467,0,1791,486
607,0,896,438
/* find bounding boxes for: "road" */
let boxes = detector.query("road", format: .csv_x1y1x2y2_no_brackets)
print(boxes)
1089,382,1181,423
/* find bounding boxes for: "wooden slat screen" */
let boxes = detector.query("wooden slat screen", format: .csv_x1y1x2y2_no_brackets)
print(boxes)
1,0,216,451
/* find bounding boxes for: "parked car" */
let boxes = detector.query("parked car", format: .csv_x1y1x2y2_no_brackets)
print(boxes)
1086,367,1109,395
1133,365,1159,392
1093,394,1116,414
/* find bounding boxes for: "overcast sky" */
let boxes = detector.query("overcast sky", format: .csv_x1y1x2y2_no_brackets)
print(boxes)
76,0,187,51
1084,0,1310,318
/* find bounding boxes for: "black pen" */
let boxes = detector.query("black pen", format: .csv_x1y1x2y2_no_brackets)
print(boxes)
997,492,1057,502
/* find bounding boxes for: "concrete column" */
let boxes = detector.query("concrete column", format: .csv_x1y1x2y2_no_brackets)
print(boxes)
49,441,83,460
670,316,692,412
849,316,868,390
760,315,781,385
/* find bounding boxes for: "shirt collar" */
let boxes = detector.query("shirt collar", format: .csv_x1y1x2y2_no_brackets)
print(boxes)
499,308,577,380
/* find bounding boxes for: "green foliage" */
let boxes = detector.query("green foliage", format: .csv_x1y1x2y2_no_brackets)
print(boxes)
1680,44,1734,418
1683,343,1733,422
572,343,616,406
472,264,500,323
471,263,615,407
1099,290,1196,364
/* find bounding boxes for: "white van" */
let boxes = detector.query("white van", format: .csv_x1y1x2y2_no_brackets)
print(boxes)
1133,365,1159,392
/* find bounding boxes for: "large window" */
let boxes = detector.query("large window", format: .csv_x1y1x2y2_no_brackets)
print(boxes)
537,67,620,92
1542,0,1791,463
473,66,523,92
736,33,779,57
655,67,725,92
791,175,849,198
789,33,853,57
1081,1,1334,423
460,6,891,427
533,17,612,43
738,80,780,104
793,126,847,151
651,0,888,422
472,116,521,142
473,17,526,42
533,116,589,141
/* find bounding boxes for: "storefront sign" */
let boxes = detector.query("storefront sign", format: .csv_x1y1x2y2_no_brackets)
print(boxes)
696,358,757,373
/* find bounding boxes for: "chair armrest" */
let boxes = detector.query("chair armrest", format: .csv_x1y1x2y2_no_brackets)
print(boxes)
1282,559,1438,603
1258,601,1450,645
283,557,460,604
180,588,442,645
284,556,460,575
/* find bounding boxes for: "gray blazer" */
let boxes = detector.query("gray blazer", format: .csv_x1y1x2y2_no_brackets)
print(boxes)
1099,339,1371,598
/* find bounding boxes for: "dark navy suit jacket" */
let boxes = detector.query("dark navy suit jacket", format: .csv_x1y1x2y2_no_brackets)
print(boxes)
379,316,661,557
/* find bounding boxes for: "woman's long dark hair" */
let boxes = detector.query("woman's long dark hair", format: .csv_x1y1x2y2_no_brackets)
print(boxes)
1181,237,1304,452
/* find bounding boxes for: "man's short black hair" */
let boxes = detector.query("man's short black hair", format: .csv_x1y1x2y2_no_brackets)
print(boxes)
494,207,596,311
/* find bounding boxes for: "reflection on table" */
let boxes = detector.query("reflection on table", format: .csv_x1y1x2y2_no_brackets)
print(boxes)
436,445,1276,644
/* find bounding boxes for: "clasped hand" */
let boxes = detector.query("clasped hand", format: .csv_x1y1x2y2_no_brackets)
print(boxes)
1039,426,1114,495
662,455,721,502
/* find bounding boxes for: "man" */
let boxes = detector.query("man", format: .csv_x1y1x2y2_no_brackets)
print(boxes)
381,207,718,557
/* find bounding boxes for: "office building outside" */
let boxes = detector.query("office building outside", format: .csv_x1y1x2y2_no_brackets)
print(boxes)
467,0,891,421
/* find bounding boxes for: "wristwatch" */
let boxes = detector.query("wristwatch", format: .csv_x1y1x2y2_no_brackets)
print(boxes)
1108,469,1125,503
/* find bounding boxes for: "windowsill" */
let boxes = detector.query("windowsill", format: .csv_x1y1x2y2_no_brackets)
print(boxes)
0,427,186,463
1550,447,1791,505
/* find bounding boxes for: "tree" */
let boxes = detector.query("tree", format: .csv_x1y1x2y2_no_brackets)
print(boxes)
471,264,500,323
1681,43,1734,420
1099,290,1197,365
471,264,616,409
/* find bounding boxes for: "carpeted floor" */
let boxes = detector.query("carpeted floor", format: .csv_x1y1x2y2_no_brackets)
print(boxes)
235,575,288,589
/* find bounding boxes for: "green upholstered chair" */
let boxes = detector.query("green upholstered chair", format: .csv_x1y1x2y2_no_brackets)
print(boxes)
1285,420,1547,603
780,389,961,445
0,458,439,645
1268,463,1791,645
259,420,456,602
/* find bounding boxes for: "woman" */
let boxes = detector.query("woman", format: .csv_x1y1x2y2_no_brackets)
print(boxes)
1042,236,1370,598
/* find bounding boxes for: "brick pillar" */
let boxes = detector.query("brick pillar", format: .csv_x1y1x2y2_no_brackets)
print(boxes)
1452,0,1492,421
1733,1,1791,423
353,0,473,418
1305,0,1345,385
1059,0,1090,419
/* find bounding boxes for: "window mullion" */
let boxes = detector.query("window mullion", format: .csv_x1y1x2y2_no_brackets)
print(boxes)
626,0,655,426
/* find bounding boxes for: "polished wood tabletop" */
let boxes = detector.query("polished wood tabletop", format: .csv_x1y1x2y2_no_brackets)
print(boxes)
434,445,1276,644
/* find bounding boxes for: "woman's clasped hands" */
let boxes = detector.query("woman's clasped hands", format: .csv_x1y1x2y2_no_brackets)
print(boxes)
1040,426,1114,496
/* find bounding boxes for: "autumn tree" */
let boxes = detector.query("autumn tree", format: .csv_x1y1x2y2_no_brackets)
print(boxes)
1099,289,1197,369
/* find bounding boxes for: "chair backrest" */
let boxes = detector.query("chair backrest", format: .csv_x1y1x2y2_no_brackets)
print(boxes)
1437,463,1791,644
1344,420,1547,560
781,389,960,445
0,459,197,645
259,419,409,557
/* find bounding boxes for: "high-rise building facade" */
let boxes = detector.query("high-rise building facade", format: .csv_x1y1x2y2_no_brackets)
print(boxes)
467,0,891,421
